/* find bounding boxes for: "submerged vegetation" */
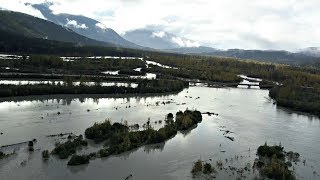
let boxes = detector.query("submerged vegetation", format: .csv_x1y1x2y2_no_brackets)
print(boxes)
191,159,215,177
52,135,88,159
190,143,300,179
67,154,90,166
255,143,299,180
42,150,50,160
88,110,202,157
48,110,202,166
0,151,7,159
191,160,203,176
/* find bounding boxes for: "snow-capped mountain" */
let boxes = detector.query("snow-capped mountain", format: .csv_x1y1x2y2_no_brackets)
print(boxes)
123,29,200,49
28,2,140,48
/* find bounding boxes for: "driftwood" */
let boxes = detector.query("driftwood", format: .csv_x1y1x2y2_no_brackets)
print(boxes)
202,112,218,116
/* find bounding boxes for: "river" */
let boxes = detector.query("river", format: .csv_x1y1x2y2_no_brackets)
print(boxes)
0,86,319,179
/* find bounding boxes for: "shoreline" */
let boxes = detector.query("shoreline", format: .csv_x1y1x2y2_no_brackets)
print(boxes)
0,90,184,103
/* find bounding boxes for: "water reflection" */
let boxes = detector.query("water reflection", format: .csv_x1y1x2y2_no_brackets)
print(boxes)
180,124,198,137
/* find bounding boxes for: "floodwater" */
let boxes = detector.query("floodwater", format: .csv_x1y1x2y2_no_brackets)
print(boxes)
0,86,319,180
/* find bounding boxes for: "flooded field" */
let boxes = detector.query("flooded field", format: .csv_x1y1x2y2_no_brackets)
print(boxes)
0,86,319,179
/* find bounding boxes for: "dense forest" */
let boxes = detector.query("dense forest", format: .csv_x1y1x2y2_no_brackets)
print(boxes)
269,86,320,116
0,55,146,75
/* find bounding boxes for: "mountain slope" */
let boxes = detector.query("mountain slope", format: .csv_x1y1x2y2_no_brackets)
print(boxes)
0,28,142,57
123,29,200,49
30,2,141,49
0,10,115,47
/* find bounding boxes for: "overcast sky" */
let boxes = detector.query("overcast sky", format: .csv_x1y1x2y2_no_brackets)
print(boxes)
1,0,320,50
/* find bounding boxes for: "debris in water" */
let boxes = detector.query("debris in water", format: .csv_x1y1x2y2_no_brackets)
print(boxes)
224,136,235,141
46,132,73,137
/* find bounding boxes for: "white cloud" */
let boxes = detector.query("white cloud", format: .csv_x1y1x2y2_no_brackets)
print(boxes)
184,39,200,48
65,18,88,29
0,0,46,19
152,31,166,38
171,37,184,47
1,0,320,50
95,22,107,30
171,37,200,47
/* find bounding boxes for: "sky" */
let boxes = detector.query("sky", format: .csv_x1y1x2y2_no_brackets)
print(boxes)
1,0,320,50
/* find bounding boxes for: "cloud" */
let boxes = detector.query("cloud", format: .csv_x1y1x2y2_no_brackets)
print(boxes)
95,22,107,30
65,18,88,29
152,31,166,38
171,37,200,47
1,0,320,50
0,0,46,19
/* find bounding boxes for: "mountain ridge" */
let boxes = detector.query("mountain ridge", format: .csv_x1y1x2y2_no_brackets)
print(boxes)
167,47,320,65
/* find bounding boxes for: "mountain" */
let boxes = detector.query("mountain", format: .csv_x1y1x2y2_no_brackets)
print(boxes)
29,2,141,49
0,10,115,47
168,47,320,65
296,47,320,57
166,46,218,54
123,29,200,49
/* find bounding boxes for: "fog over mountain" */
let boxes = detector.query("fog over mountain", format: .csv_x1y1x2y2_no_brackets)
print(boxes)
296,47,320,57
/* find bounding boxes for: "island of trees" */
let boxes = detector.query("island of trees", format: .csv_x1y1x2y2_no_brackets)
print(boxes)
43,110,202,166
